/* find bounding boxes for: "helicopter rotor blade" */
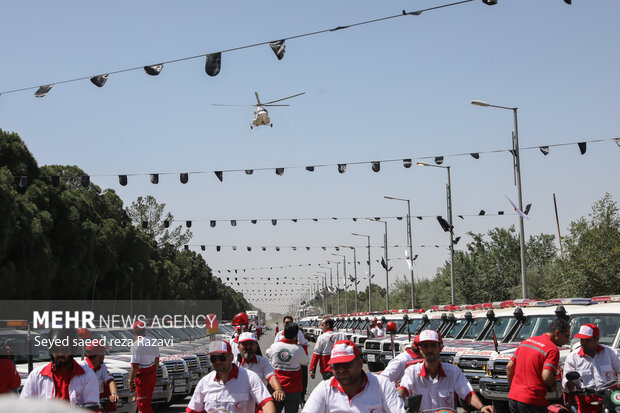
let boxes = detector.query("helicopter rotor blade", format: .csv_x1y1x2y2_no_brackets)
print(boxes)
255,92,261,105
211,104,256,107
262,92,305,105
263,104,290,107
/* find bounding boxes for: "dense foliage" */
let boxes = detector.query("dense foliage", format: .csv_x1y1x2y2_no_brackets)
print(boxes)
0,130,252,318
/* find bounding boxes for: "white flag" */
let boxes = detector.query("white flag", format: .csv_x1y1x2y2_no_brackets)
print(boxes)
506,195,530,220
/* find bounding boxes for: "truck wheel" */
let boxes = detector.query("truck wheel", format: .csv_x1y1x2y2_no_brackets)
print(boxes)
367,362,383,372
492,400,509,413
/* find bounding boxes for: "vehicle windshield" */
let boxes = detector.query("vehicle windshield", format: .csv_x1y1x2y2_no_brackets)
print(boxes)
168,328,191,341
421,319,443,332
512,316,556,342
461,318,489,340
91,330,131,353
2,332,50,363
570,314,620,347
482,317,518,341
444,319,467,339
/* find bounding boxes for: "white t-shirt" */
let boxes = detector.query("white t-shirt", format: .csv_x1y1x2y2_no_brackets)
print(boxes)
274,330,309,347
371,326,385,338
130,336,160,368
302,372,404,413
79,359,114,394
235,355,276,386
562,344,620,389
399,362,474,411
380,349,418,383
186,364,273,413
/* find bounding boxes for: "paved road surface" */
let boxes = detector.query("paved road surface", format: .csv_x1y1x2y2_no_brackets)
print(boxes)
157,329,372,412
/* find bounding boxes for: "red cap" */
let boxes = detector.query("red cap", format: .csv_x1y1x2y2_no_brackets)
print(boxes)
77,328,91,339
328,340,360,365
574,324,599,339
133,320,146,332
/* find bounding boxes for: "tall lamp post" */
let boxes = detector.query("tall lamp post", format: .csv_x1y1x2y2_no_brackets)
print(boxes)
315,271,327,314
471,99,528,298
351,233,372,312
340,246,359,312
417,162,456,305
366,218,389,310
384,196,415,309
318,264,334,313
326,260,341,314
332,253,348,314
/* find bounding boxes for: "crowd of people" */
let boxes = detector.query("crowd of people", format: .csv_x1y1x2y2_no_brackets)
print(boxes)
3,313,620,413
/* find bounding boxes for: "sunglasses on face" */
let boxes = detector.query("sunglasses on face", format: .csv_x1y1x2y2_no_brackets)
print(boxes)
210,354,228,363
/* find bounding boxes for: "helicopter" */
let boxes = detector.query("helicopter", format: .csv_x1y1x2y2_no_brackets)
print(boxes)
212,91,305,129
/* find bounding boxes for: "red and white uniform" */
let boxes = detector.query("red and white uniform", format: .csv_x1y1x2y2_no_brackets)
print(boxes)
309,330,347,374
79,358,114,395
399,362,475,411
235,354,276,387
266,338,309,393
230,336,241,359
131,336,160,413
20,360,99,406
508,333,560,406
371,326,385,338
275,330,309,354
562,344,620,413
0,358,20,393
302,371,404,413
275,323,279,335
186,364,273,413
380,348,423,383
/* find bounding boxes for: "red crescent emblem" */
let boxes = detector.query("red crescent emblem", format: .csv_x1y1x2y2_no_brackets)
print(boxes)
235,401,243,410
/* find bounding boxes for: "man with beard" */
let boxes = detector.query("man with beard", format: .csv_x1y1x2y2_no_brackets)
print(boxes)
302,340,403,412
20,328,99,406
235,332,286,403
398,330,493,413
186,340,276,413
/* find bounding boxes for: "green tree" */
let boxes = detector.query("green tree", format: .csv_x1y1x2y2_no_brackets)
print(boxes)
555,193,620,297
126,195,193,248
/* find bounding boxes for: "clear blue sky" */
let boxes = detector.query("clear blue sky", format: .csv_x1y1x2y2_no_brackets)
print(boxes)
2,0,619,314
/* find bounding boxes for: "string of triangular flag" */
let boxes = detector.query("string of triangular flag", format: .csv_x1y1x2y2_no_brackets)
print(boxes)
0,1,477,98
191,243,450,254
11,137,618,189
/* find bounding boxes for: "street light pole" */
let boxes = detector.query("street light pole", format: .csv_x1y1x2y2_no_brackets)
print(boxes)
417,162,456,304
366,219,389,310
319,264,334,313
316,271,327,314
384,196,415,309
341,246,359,312
327,260,341,314
352,233,372,312
332,253,348,314
471,100,528,298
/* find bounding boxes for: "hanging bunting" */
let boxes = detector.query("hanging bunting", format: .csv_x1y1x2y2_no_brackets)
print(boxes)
262,247,266,251
232,246,237,251
119,175,128,186
210,220,216,228
215,171,223,182
470,153,480,159
540,146,550,156
396,217,402,220
150,174,159,184
205,53,222,77
180,173,189,184
34,84,53,98
245,169,254,175
454,237,461,245
144,64,163,76
90,74,108,87
275,168,284,176
524,203,532,215
81,176,90,187
292,219,297,223
437,216,453,232
434,156,444,165
371,161,380,172
505,196,529,220
201,245,206,251
338,164,347,173
403,159,412,168
478,210,486,215
312,218,318,222
164,220,170,228
614,138,620,147
186,221,192,228
276,246,280,251
417,216,423,220
306,166,315,172
509,149,516,157
251,220,257,224
272,219,277,226
322,247,326,251
269,40,286,60
352,218,357,221
578,142,587,154
231,220,237,226
498,211,504,215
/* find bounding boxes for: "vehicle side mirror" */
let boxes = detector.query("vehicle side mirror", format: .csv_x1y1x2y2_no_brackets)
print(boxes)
566,371,580,381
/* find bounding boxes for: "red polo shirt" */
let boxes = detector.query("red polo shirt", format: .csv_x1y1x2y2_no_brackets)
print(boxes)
508,333,559,406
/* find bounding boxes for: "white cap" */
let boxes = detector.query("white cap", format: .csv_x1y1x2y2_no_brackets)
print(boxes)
418,329,442,343
238,332,257,343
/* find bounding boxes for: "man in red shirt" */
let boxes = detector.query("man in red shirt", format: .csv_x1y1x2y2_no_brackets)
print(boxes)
507,318,571,413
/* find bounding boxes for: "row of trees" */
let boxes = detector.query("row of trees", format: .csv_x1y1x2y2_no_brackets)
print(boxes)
0,130,252,318
311,194,620,312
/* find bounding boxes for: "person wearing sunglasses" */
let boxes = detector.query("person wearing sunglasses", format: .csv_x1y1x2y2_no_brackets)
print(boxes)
187,340,276,413
398,330,493,413
302,340,404,412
